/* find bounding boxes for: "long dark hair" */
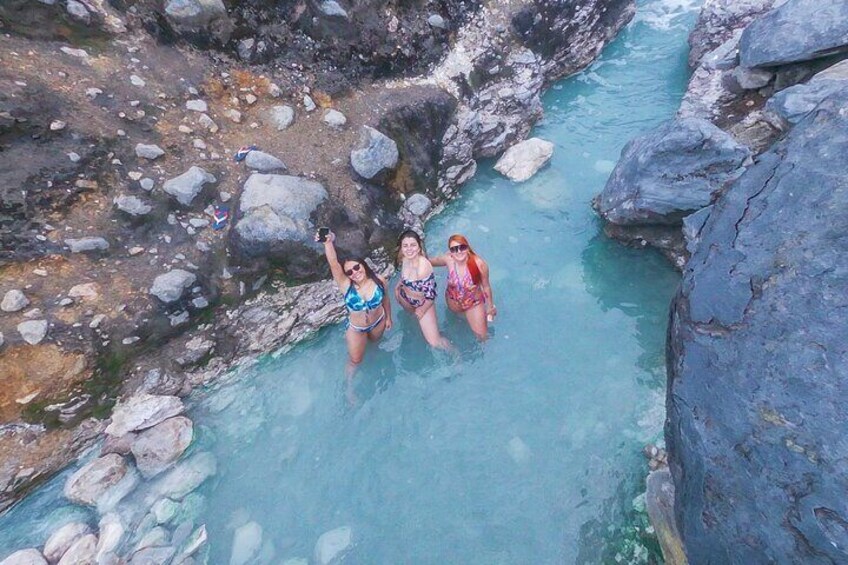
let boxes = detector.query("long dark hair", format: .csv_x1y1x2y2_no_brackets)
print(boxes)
396,229,427,266
342,257,384,291
448,234,481,285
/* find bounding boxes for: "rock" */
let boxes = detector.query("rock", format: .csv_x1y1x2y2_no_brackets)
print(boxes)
224,109,242,123
135,144,165,160
230,521,262,565
493,137,554,182
428,14,446,29
237,38,255,61
106,393,185,436
322,109,347,128
134,527,169,552
65,237,109,253
151,452,217,500
96,514,124,563
63,454,128,507
765,59,848,125
50,120,67,131
731,65,773,89
65,0,90,23
244,150,286,172
127,546,175,565
176,524,207,560
129,75,146,88
318,0,347,18
0,332,4,348
0,549,47,565
151,498,179,524
17,320,48,345
149,269,197,304
198,114,218,133
303,95,316,112
645,469,687,565
595,118,751,225
114,195,152,217
164,0,232,43
2,289,29,312
687,0,780,69
404,193,432,217
232,174,328,261
739,0,848,68
43,522,92,563
314,526,352,565
185,100,208,113
130,416,194,478
56,534,97,565
163,166,216,206
350,126,399,179
267,105,294,130
68,283,99,301
667,90,848,562
138,178,154,191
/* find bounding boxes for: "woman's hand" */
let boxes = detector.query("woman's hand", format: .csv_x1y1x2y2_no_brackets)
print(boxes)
385,316,393,330
314,229,335,243
487,305,497,321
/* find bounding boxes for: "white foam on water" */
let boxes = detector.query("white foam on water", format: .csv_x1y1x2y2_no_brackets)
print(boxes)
634,0,702,30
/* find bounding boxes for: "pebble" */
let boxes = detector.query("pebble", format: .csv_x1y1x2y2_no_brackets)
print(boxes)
85,88,103,99
135,143,165,160
428,14,446,28
193,139,207,150
50,119,66,131
175,253,186,261
117,129,126,136
33,269,48,277
1,289,30,313
68,152,81,162
128,171,143,181
198,114,218,132
59,298,74,307
224,109,242,123
129,247,145,256
18,319,48,345
130,75,146,87
219,191,232,202
189,218,209,228
245,94,257,105
303,95,316,112
122,336,141,345
323,109,347,128
0,332,4,348
178,125,193,134
268,83,282,97
89,314,106,329
191,297,209,309
140,178,155,191
60,46,88,58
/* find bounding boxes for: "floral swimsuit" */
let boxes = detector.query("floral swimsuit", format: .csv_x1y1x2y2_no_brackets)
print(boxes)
446,265,485,311
399,272,437,308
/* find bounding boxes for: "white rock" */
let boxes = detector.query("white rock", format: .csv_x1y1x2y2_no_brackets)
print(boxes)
493,137,554,182
428,14,446,28
244,150,286,172
130,416,194,478
151,452,217,500
95,514,124,563
106,393,185,436
319,0,347,17
229,522,263,565
89,314,106,329
322,109,347,128
0,549,48,565
65,0,89,22
60,46,88,58
224,109,242,123
63,454,129,507
149,269,197,303
56,534,97,565
129,75,145,88
267,105,294,130
303,95,316,112
314,526,352,565
17,320,48,345
114,194,152,216
50,120,67,131
68,283,99,301
43,522,91,563
135,143,165,160
186,100,208,113
139,178,155,191
2,289,30,312
163,166,216,206
198,113,218,132
65,237,109,253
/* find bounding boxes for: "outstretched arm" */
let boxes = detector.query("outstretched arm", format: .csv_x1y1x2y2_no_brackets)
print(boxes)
430,254,449,267
317,232,348,290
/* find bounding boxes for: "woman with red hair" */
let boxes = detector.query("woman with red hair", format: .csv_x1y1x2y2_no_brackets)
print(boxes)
431,234,497,340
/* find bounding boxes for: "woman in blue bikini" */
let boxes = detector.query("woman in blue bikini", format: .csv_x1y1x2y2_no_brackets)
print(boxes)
394,230,450,349
318,230,392,375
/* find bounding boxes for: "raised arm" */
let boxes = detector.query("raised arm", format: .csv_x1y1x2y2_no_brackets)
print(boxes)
318,232,349,290
478,258,497,320
430,254,449,267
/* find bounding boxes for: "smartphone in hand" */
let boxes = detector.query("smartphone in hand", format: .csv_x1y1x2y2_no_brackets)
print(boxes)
317,227,330,242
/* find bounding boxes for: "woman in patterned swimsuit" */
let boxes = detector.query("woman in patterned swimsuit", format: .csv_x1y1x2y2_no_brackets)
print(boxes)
394,230,451,349
431,234,497,340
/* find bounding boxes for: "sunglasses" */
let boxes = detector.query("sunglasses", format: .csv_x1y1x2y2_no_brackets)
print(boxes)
449,244,469,253
345,264,362,277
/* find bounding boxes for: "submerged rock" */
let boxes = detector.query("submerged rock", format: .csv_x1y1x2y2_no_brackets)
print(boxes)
739,0,848,68
314,526,352,565
63,454,128,507
230,521,263,565
493,137,553,182
595,117,751,225
43,522,92,563
151,452,217,500
56,534,97,565
130,416,193,478
667,90,848,562
0,549,47,565
350,126,399,180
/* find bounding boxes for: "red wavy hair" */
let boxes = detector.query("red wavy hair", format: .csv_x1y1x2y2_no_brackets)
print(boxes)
448,234,481,285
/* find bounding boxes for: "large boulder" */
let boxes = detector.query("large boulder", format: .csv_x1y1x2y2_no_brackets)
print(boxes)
595,117,751,226
493,137,554,182
106,393,185,436
0,549,47,565
63,454,129,507
43,522,92,563
56,534,97,565
739,0,848,68
149,270,197,304
687,0,780,69
130,416,194,478
231,174,327,273
162,166,216,207
765,59,848,125
163,0,233,44
667,90,848,562
350,126,399,180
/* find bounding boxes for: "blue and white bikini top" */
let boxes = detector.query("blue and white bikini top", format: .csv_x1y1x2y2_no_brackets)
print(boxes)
344,282,384,312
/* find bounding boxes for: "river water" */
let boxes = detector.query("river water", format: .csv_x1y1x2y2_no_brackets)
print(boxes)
0,0,699,562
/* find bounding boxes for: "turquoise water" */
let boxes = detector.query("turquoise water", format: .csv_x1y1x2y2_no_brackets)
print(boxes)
0,0,698,562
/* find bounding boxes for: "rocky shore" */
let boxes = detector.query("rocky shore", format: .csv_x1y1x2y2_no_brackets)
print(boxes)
1,0,636,561
594,0,848,562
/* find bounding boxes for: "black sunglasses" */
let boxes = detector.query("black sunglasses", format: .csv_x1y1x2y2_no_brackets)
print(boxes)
345,264,362,277
449,244,469,253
